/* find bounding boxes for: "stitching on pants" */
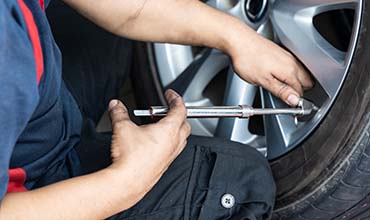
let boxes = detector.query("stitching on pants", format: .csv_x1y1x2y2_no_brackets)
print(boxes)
183,145,202,220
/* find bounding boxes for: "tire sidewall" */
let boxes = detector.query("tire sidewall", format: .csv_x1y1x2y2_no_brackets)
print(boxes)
273,0,370,215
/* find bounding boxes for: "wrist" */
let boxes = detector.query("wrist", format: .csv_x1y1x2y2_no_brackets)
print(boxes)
107,160,160,198
220,18,258,60
103,165,148,209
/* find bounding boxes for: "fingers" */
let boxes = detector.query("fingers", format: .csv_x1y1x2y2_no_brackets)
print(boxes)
274,69,303,97
281,52,314,92
171,121,191,159
263,76,301,106
180,121,191,143
269,53,314,106
154,90,190,162
108,99,132,127
295,61,314,90
160,89,187,126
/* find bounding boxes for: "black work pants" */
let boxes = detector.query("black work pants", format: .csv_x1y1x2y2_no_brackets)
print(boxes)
50,2,276,219
77,124,276,220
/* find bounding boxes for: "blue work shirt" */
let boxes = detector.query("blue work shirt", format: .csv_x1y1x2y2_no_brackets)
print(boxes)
0,0,82,201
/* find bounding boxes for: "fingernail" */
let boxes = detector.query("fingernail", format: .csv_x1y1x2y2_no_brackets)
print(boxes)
171,90,180,97
287,94,300,106
169,96,181,107
109,100,118,110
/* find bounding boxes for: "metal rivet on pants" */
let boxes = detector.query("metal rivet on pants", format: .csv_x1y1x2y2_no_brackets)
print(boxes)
221,193,235,209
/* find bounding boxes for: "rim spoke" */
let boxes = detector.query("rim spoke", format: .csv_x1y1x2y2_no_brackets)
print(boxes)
215,68,258,144
271,0,358,98
180,49,229,103
256,19,274,40
228,1,245,21
261,89,298,159
207,0,259,29
206,0,218,8
206,0,241,13
154,44,193,87
274,0,358,13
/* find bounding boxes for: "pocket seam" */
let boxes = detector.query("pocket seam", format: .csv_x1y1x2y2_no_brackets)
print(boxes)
183,145,203,220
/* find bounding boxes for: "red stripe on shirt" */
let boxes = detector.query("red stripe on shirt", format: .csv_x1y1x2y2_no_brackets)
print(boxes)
18,0,44,85
7,168,28,193
39,0,45,11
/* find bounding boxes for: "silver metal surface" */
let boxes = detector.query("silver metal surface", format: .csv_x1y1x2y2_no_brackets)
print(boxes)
151,0,362,159
134,98,316,118
135,106,250,118
246,0,269,22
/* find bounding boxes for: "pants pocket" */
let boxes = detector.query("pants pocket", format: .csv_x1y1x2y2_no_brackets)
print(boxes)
190,146,275,220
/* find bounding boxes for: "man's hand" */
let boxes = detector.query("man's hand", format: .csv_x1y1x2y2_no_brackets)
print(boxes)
108,89,191,201
0,90,190,220
228,29,314,106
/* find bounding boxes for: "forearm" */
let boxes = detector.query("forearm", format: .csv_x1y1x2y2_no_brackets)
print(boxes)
0,167,145,220
61,0,254,53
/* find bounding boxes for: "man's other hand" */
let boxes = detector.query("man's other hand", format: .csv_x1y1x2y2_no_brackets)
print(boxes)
108,89,191,202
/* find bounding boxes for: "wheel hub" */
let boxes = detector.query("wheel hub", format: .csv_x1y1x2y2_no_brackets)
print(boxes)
245,0,268,22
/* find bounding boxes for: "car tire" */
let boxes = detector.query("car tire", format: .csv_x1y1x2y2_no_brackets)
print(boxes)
132,1,370,219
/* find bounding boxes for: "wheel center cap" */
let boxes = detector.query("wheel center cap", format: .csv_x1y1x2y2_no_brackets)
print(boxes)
245,0,268,22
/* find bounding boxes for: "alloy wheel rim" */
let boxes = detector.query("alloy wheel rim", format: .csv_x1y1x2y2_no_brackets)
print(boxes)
152,0,363,159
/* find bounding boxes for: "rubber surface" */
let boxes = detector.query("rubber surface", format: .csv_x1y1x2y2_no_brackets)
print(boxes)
272,1,370,218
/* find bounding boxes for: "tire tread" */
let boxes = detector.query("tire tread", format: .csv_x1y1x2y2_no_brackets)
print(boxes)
274,123,370,219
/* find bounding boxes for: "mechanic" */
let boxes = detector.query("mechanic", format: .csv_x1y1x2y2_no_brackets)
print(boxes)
0,0,313,219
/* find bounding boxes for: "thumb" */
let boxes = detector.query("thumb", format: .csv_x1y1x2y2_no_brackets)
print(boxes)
267,78,301,106
108,99,131,127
